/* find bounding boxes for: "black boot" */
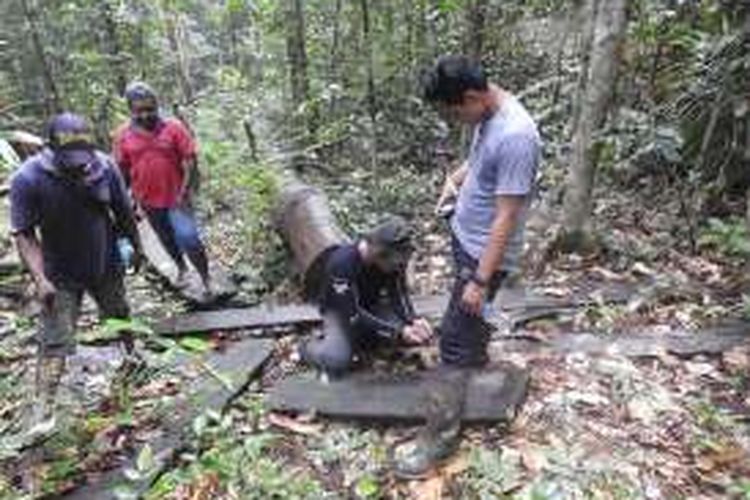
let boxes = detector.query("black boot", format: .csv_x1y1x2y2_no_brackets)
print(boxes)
392,367,470,479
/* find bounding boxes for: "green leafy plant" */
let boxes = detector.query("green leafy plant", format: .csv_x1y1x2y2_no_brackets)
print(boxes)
698,217,750,258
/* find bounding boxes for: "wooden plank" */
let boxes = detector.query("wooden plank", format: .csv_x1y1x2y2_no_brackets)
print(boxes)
267,367,529,423
62,338,273,500
156,303,320,335
155,282,637,336
489,323,750,358
138,219,237,305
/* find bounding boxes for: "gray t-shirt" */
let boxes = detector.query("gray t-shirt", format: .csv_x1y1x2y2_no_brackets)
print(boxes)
450,95,541,273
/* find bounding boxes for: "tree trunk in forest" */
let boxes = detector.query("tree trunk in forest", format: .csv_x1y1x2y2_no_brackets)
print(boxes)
360,0,378,169
328,0,343,114
464,0,487,62
360,0,377,124
286,0,309,122
160,5,194,103
20,0,62,113
274,176,349,299
252,26,264,85
561,0,627,250
99,0,128,96
569,0,598,139
742,8,750,231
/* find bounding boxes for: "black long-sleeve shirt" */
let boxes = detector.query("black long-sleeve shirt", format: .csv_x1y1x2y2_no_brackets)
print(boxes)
318,244,416,338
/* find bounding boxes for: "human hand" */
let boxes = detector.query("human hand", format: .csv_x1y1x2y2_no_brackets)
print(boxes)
460,281,485,316
402,318,433,345
37,278,56,310
434,176,459,216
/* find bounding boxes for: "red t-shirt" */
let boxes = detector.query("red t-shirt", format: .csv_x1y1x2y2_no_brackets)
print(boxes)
114,118,197,208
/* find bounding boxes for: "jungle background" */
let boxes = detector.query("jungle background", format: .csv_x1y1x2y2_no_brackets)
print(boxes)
0,0,750,498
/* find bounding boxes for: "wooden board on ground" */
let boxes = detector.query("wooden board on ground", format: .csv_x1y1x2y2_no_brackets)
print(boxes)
155,281,638,335
267,367,529,423
489,323,750,358
63,337,273,500
138,218,237,305
156,303,320,335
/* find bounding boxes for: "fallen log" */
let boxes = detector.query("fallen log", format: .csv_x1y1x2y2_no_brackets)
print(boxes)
62,338,273,500
138,219,237,305
274,176,349,299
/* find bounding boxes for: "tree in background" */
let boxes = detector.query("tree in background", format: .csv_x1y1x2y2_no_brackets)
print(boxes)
560,0,628,251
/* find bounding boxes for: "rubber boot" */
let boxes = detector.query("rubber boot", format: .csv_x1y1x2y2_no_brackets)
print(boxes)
26,354,66,442
392,367,470,479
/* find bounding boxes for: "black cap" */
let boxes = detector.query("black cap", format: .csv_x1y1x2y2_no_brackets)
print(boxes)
124,81,157,105
366,216,414,254
47,113,96,168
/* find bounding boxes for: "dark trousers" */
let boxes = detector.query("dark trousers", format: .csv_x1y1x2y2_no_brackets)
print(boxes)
302,305,402,374
439,236,505,367
144,207,204,266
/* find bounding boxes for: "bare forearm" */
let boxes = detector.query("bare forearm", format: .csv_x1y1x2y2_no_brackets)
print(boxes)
475,197,525,282
181,157,197,194
450,162,469,186
14,233,48,285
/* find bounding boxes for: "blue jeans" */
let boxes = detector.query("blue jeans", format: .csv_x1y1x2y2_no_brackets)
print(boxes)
438,235,506,367
145,207,204,266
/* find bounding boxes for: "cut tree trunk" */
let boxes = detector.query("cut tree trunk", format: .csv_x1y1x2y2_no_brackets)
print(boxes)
561,0,627,249
274,176,349,299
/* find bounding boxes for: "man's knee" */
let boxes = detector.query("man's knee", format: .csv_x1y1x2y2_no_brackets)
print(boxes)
301,317,355,373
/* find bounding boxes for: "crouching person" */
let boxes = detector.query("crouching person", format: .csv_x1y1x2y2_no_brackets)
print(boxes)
300,217,433,376
11,113,143,429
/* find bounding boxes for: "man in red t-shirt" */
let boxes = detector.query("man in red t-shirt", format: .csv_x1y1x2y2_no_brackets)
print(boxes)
114,82,211,294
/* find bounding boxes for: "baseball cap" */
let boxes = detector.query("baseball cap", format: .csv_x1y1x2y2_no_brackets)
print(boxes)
47,113,96,168
366,216,415,255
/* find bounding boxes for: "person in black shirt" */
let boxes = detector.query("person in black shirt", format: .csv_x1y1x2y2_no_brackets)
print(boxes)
300,217,432,375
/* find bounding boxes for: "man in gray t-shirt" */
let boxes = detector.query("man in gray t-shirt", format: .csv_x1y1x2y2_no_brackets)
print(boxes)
393,55,540,478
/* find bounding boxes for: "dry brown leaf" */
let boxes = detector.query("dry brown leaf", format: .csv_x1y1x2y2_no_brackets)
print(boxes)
697,445,747,472
722,346,749,375
267,412,323,436
409,476,443,500
407,453,468,500
518,444,547,474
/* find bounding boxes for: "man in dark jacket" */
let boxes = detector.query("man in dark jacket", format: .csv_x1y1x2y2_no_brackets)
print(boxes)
11,113,142,428
300,217,432,375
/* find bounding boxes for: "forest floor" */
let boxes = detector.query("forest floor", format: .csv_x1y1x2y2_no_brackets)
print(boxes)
1,151,750,499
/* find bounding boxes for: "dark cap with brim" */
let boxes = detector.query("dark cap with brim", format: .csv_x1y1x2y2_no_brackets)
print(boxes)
366,216,415,254
47,113,96,167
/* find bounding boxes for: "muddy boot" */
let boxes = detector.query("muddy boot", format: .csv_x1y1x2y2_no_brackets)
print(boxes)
175,265,189,289
201,274,213,300
26,355,66,442
392,367,469,479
